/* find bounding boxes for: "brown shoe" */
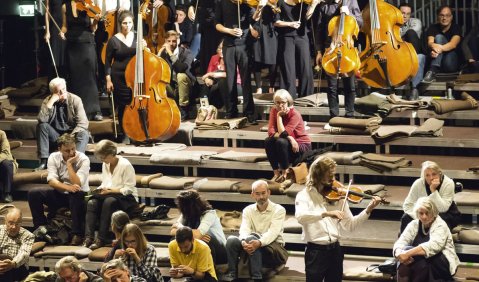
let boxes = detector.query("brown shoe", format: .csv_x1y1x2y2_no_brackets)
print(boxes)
90,239,106,250
70,235,84,246
83,237,94,248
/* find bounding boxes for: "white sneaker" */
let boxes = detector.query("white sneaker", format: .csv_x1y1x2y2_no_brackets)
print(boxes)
324,123,331,130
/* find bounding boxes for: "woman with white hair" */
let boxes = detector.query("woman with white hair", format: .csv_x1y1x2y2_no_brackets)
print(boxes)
55,256,102,282
394,197,460,282
400,161,461,233
265,89,311,182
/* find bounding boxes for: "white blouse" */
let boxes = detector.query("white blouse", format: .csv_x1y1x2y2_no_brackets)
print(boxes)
99,156,138,200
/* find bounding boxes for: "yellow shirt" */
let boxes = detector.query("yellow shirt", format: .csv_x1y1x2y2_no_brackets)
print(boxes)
168,239,217,280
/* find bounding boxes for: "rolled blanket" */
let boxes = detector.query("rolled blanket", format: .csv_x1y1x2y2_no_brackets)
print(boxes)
196,117,247,130
386,93,429,107
148,176,196,190
220,210,242,230
13,170,48,186
8,140,22,150
454,191,479,206
34,246,91,259
329,116,382,130
149,150,217,165
210,150,268,163
411,118,444,137
430,92,478,114
360,184,385,195
165,121,195,146
322,151,363,165
11,118,37,139
329,127,373,135
193,179,241,192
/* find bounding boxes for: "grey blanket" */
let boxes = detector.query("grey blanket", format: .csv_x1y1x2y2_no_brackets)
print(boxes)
210,150,268,163
149,150,217,165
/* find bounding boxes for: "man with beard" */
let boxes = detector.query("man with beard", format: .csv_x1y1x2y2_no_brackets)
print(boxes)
224,180,288,282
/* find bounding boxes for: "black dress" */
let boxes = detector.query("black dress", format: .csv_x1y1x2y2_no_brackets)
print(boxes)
252,5,278,65
104,33,137,131
46,0,66,79
65,1,101,118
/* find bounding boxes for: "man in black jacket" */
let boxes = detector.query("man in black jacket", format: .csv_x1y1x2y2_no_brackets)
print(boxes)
159,30,195,121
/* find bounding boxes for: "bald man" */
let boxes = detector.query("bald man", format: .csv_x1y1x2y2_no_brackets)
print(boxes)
0,208,34,282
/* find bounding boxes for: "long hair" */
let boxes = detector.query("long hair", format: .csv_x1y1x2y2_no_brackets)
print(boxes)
175,190,212,228
306,156,336,190
121,223,148,259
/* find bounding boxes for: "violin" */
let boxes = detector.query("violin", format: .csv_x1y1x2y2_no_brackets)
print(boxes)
75,0,101,19
231,0,281,13
321,180,390,205
321,0,360,77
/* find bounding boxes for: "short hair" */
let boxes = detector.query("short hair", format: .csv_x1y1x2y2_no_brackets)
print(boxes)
165,30,179,39
100,259,128,277
306,156,336,188
414,197,439,218
95,139,118,158
49,77,66,93
175,226,193,243
118,10,134,26
251,179,268,192
111,210,130,234
420,161,442,179
121,223,148,258
175,190,212,226
437,5,452,15
399,2,412,9
176,4,187,13
57,133,76,148
273,89,294,107
55,256,82,274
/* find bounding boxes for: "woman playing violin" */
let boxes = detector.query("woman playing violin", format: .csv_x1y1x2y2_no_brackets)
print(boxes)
274,0,314,99
307,0,362,121
61,0,103,121
295,156,381,282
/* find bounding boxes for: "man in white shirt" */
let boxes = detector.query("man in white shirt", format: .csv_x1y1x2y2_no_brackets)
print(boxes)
28,133,90,246
295,156,381,282
224,180,288,282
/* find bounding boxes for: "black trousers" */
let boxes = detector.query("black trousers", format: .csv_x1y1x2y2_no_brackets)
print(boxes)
403,29,423,54
397,253,453,282
305,242,343,282
36,123,89,158
0,265,29,282
264,137,302,170
326,75,356,118
200,77,229,109
223,44,254,117
28,187,86,236
0,160,14,194
278,35,313,98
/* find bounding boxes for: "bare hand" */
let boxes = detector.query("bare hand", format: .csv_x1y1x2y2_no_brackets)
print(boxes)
290,21,301,29
100,188,113,195
66,154,78,166
326,210,345,220
0,260,14,273
231,28,243,37
152,0,164,8
429,178,441,192
114,249,125,259
250,26,259,39
106,80,114,93
169,267,182,278
315,52,323,67
59,32,66,40
242,241,255,255
177,265,194,276
431,43,443,54
124,247,140,263
397,252,414,265
340,6,350,15
366,196,382,214
188,6,196,21
103,268,124,282
45,31,51,42
201,234,211,243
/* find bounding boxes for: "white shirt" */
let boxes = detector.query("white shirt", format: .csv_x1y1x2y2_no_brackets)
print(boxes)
47,151,90,192
400,17,423,38
403,176,455,219
99,156,138,200
393,216,460,275
176,209,227,246
94,0,130,14
295,186,370,245
239,200,286,246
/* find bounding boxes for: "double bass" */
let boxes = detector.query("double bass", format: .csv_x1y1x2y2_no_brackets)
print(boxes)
122,5,180,142
359,0,418,89
321,0,360,77
141,0,171,54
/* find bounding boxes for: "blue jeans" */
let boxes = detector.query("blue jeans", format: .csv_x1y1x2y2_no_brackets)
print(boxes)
190,33,201,59
226,234,263,279
36,123,89,158
430,34,460,73
412,54,426,87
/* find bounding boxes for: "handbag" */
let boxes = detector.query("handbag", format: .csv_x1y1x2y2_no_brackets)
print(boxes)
366,257,397,275
195,98,218,122
286,162,308,184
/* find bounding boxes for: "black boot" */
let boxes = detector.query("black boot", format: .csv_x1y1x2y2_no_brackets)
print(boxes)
35,158,48,171
180,106,189,122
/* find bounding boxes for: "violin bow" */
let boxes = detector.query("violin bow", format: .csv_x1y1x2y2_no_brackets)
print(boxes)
41,0,61,77
340,179,353,212
237,0,241,32
109,91,118,138
298,0,303,23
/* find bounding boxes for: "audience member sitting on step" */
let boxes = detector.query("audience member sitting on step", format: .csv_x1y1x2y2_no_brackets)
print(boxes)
0,130,17,203
400,161,461,233
28,133,89,246
0,208,34,282
169,226,217,282
394,197,460,282
171,190,228,265
54,256,102,282
423,5,462,83
265,89,311,183
84,140,139,250
114,223,164,282
105,210,131,262
35,77,89,170
101,258,146,282
158,30,195,121
224,180,288,282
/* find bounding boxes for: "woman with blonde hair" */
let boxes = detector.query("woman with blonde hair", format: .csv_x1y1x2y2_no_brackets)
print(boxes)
394,197,459,281
84,139,138,250
265,89,311,182
115,223,163,282
400,161,460,233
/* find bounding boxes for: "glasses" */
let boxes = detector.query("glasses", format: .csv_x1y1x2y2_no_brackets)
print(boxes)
124,239,136,245
438,14,452,18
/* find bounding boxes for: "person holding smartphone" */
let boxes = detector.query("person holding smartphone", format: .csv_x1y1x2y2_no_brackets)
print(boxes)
400,161,461,233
